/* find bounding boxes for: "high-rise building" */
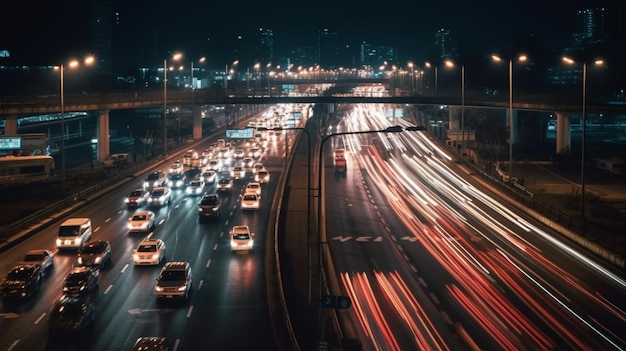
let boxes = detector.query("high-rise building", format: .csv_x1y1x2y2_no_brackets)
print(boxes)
435,29,453,59
360,42,399,67
575,7,624,41
257,28,274,64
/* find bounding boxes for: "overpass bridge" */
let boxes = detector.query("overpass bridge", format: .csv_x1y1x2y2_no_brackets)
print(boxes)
2,83,625,162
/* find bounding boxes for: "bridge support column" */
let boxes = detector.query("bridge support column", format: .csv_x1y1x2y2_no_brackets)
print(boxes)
506,108,519,145
3,116,18,135
97,110,111,162
555,112,571,155
192,104,202,140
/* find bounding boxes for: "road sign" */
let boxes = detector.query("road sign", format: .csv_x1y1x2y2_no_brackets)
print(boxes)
321,295,352,309
225,128,254,139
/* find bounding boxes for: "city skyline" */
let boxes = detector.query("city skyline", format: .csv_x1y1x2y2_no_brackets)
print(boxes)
2,0,619,71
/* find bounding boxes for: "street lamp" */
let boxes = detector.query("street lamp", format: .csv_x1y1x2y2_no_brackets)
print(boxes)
563,56,604,220
190,57,206,141
316,125,425,345
224,60,239,90
56,55,94,191
254,63,261,95
444,60,465,155
492,54,528,187
163,52,182,156
425,61,438,95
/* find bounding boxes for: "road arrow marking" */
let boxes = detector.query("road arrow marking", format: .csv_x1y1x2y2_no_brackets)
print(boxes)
0,312,19,319
128,308,173,315
400,236,419,242
332,236,352,242
356,236,371,242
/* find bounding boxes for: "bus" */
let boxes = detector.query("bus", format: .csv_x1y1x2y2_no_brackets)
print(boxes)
0,155,55,187
0,133,50,156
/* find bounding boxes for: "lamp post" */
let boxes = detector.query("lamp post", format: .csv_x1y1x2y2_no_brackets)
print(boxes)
563,56,604,220
190,57,205,142
57,55,94,191
445,60,465,155
316,125,424,345
492,54,528,187
163,52,182,157
224,60,239,91
254,63,261,95
425,61,438,95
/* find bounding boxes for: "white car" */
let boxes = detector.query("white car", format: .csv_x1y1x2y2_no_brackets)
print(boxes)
149,187,171,207
127,210,156,233
169,161,184,174
133,239,166,265
233,148,245,158
241,192,260,210
207,159,220,171
232,166,245,180
186,179,205,196
230,225,255,252
245,182,262,196
201,170,217,184
255,169,270,184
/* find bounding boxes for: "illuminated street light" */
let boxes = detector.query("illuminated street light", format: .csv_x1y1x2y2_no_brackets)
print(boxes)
562,56,604,220
444,60,465,155
492,54,528,187
56,55,95,191
316,125,425,345
163,52,182,156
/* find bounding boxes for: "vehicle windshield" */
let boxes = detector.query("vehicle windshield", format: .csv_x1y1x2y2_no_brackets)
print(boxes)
53,303,83,316
201,197,218,205
147,173,161,180
233,233,250,240
132,214,147,221
138,244,157,252
152,190,165,197
80,244,104,254
243,194,257,201
129,191,143,197
6,269,30,280
23,254,44,261
58,226,80,237
159,270,186,281
219,179,230,184
65,273,89,285
190,181,202,187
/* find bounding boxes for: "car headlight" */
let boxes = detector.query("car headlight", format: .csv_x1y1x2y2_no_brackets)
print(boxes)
133,253,139,260
56,239,62,245
124,198,130,203
77,257,84,264
74,238,81,244
155,286,164,292
95,257,102,264
177,285,187,291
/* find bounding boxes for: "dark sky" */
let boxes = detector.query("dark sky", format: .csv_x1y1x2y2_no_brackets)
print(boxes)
1,0,618,68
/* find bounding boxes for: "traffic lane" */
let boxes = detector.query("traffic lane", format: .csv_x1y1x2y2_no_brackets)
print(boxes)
324,157,466,351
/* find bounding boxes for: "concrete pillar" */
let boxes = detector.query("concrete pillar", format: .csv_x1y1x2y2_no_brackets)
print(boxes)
192,105,202,140
556,112,571,155
448,106,459,130
4,116,18,135
97,110,111,161
506,108,519,145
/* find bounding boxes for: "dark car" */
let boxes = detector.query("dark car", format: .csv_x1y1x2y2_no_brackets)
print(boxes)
62,266,99,296
48,296,95,335
125,189,150,207
167,173,187,188
21,249,54,273
77,240,111,268
217,177,233,192
0,263,42,300
132,337,169,351
143,171,167,189
198,193,221,220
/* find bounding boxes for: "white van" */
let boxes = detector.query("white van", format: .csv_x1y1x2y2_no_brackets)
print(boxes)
57,218,92,250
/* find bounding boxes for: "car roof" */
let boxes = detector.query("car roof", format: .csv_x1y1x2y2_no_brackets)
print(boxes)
82,240,108,248
69,266,94,274
163,262,189,270
25,249,50,255
133,210,152,216
139,238,162,245
152,187,167,191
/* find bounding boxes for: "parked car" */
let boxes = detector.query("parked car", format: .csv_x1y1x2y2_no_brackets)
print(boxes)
77,240,111,268
154,262,192,301
127,210,156,233
133,239,166,266
0,263,42,300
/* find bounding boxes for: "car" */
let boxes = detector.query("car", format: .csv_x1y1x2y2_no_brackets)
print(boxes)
185,179,205,195
168,161,184,174
249,146,262,158
144,171,167,189
20,249,54,273
48,296,95,335
154,262,192,301
207,159,220,171
62,266,99,296
198,193,221,220
128,210,156,233
132,337,169,351
200,169,217,184
255,169,270,183
242,157,254,168
232,166,245,180
149,187,171,207
167,173,186,188
217,177,233,192
229,225,255,252
219,165,233,178
244,182,262,196
103,153,129,168
241,192,260,210
233,148,245,158
133,238,166,265
252,162,264,174
0,263,42,300
77,240,111,268
125,189,150,207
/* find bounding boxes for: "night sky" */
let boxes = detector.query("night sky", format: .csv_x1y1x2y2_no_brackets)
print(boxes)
0,0,618,68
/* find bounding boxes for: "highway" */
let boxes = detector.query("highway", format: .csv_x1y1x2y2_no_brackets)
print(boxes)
322,104,626,350
0,106,301,350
